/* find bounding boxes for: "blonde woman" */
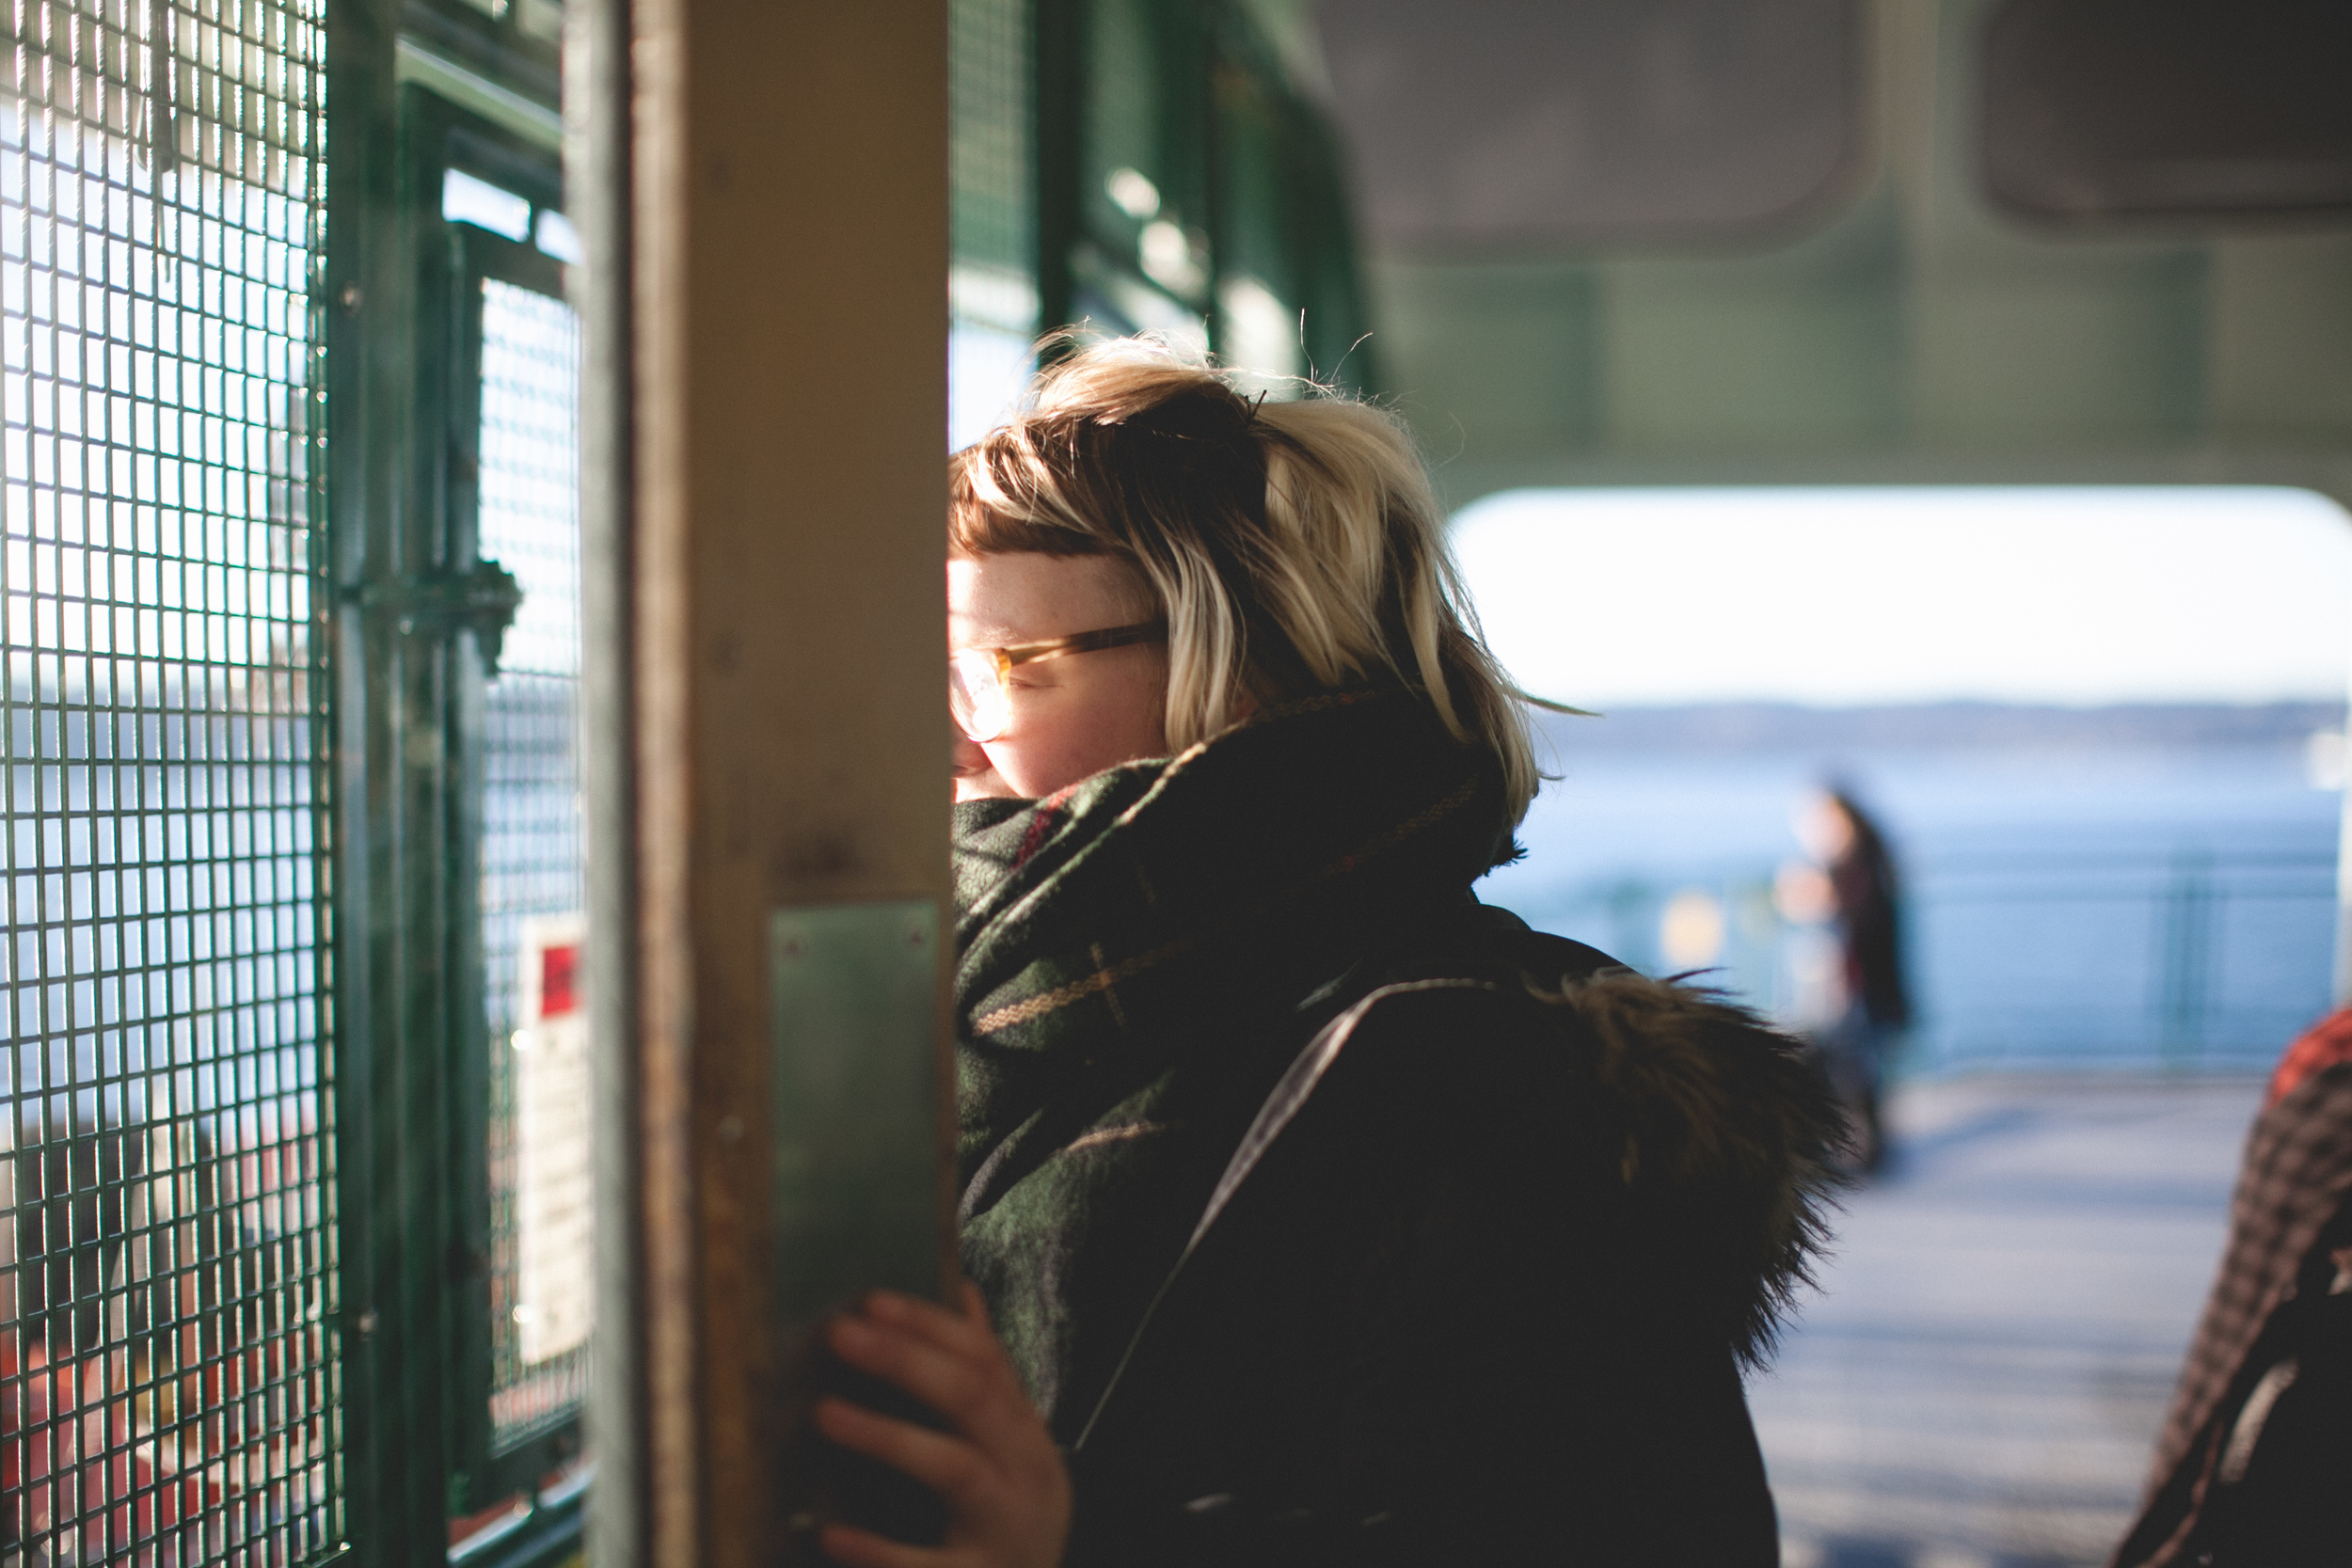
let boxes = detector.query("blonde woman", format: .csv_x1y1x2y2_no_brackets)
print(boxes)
817,341,1841,1567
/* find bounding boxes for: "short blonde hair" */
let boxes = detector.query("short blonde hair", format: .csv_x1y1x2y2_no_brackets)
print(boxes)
950,337,1542,824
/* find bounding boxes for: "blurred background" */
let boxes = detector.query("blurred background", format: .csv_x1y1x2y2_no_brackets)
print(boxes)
952,3,2352,1564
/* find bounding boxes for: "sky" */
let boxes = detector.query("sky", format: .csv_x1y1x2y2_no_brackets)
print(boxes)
1450,485,2352,710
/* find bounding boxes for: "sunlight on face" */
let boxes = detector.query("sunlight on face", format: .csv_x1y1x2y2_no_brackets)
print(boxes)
948,552,1169,800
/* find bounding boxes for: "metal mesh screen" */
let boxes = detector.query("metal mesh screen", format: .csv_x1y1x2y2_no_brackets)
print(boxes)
951,0,1030,276
0,0,332,1561
949,0,1035,448
474,276,585,1448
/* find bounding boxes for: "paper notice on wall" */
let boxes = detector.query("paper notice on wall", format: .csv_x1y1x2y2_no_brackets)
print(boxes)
515,911,593,1366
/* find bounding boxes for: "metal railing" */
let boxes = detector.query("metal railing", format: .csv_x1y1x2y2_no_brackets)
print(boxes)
1525,843,2341,1074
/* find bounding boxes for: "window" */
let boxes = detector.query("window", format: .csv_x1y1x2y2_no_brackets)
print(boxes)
474,277,585,1450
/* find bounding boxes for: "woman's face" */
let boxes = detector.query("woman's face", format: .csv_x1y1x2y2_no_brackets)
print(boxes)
1796,791,1858,864
949,551,1169,801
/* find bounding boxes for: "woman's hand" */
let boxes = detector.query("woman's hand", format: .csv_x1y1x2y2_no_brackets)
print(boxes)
817,1281,1073,1568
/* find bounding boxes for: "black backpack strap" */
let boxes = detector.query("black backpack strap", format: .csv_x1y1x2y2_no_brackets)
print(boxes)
1070,978,1489,1452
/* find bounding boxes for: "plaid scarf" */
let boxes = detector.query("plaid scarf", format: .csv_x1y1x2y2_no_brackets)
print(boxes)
950,691,1514,1418
953,689,1510,1180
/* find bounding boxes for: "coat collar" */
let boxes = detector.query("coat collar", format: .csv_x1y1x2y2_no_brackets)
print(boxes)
952,689,1509,1166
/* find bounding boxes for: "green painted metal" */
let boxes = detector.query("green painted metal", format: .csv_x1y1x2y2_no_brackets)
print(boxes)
970,0,1373,389
344,559,524,674
1205,7,1375,388
326,21,485,1563
393,39,565,155
322,0,429,1560
327,0,581,1561
769,901,946,1323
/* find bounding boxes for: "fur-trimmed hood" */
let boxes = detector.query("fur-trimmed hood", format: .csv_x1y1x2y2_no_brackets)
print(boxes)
1520,968,1845,1366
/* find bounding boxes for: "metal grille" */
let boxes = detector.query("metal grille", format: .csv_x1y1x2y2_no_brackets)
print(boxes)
949,0,1036,447
0,0,332,1561
474,277,585,1447
950,0,1029,277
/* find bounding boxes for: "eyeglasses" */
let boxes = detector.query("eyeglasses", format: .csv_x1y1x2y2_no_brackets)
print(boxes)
949,620,1167,742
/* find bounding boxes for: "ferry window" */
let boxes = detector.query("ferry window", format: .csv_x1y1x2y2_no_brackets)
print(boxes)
474,277,585,1448
0,0,333,1561
1455,484,2352,1069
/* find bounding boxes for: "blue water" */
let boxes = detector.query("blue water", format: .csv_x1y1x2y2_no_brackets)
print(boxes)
1479,742,2344,1074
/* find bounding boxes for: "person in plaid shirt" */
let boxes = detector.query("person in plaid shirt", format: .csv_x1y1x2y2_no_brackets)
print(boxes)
2112,1006,2352,1568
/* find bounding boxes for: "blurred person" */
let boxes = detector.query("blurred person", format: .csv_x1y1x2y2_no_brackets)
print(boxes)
818,339,1845,1566
1780,787,1911,1173
2111,1006,2352,1568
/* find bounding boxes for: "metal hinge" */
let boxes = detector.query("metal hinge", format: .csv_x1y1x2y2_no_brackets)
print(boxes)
344,559,525,675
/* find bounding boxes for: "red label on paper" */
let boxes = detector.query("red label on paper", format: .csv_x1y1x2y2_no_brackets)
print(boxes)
540,943,580,1019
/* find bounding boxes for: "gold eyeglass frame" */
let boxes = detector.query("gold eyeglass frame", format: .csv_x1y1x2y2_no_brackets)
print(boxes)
949,619,1168,742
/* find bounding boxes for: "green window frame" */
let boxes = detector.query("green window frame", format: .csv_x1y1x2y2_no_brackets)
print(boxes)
326,3,585,1560
427,106,590,1538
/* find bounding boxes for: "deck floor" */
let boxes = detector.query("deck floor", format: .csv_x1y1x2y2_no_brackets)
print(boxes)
1750,1072,2266,1568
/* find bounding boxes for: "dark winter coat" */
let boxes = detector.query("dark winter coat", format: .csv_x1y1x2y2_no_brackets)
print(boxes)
953,690,1843,1565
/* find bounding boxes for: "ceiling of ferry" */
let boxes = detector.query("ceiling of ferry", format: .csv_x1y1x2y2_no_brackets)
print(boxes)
1303,0,2352,510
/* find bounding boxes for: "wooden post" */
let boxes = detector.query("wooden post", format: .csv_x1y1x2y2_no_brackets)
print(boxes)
579,2,953,1562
